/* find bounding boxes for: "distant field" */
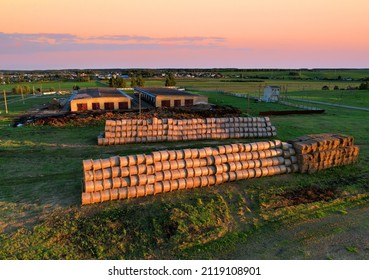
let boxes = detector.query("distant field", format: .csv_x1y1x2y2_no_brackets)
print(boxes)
0,80,107,93
1,79,369,260
218,69,369,80
172,78,362,95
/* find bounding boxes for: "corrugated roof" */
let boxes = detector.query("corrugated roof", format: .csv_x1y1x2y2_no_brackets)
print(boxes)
134,87,199,97
72,87,131,99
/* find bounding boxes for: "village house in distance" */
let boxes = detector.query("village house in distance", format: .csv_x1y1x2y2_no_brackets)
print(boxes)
134,87,208,108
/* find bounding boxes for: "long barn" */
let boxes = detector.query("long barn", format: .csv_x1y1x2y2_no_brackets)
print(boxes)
134,87,208,108
70,87,132,112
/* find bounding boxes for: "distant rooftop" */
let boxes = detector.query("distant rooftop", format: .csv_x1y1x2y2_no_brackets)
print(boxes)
73,87,131,99
134,87,199,97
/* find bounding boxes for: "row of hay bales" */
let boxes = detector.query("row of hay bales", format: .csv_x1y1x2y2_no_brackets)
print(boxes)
288,133,360,173
82,140,297,204
98,117,277,145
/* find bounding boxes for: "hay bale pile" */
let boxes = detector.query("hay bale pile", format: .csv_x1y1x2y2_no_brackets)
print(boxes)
82,140,296,204
98,117,277,145
288,133,360,173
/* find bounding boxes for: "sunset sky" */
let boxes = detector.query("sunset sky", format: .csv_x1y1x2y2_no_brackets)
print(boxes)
1,0,368,69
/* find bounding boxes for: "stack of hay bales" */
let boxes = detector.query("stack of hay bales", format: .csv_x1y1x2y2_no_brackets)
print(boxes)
98,117,277,145
288,133,360,173
82,140,297,205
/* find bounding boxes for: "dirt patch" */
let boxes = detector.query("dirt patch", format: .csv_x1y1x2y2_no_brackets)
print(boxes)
264,186,341,209
15,105,242,127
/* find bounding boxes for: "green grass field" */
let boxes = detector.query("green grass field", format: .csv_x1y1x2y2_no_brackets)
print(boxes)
1,82,369,260
0,80,107,93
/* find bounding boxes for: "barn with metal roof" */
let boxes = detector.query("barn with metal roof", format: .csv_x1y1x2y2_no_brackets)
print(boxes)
70,87,132,112
134,87,208,108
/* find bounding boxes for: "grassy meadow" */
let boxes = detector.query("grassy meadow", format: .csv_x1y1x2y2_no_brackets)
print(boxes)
0,77,369,260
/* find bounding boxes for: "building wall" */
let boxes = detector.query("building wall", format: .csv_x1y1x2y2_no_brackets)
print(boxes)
263,87,280,102
154,95,208,108
70,97,131,112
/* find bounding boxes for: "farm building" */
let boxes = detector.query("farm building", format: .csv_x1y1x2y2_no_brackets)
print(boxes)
70,87,132,112
134,87,208,108
262,86,280,102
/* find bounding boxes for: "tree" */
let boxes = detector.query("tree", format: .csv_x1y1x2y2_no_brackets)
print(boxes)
165,73,176,86
130,76,138,87
73,85,80,91
333,85,339,90
359,82,369,90
109,77,126,88
322,85,330,90
12,85,31,94
136,75,145,87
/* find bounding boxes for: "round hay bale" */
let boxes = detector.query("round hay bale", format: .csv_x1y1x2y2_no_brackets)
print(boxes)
152,151,161,162
129,175,138,187
168,150,176,160
171,170,181,180
127,186,137,198
177,178,186,190
162,181,171,192
160,151,169,161
154,162,163,172
127,155,137,166
169,160,178,170
200,176,209,187
145,184,155,196
185,177,194,189
84,171,94,182
138,174,148,186
192,159,201,168
144,155,153,165
102,179,113,190
177,159,186,169
110,189,119,201
83,159,93,171
118,188,128,200
163,170,172,181
84,181,95,193
187,168,195,178
226,153,235,162
185,159,194,168
101,190,111,202
92,192,102,204
170,179,179,191
120,167,129,177
155,171,164,182
193,177,201,188
129,165,139,175
136,185,146,197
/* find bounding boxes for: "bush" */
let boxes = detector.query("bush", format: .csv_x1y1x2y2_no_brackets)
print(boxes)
322,85,330,90
359,82,368,90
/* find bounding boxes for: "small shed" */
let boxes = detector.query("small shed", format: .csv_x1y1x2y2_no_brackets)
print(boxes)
263,86,280,102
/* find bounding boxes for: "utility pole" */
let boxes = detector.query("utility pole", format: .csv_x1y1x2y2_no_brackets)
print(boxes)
3,90,8,113
21,86,25,104
247,94,250,115
139,92,142,119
